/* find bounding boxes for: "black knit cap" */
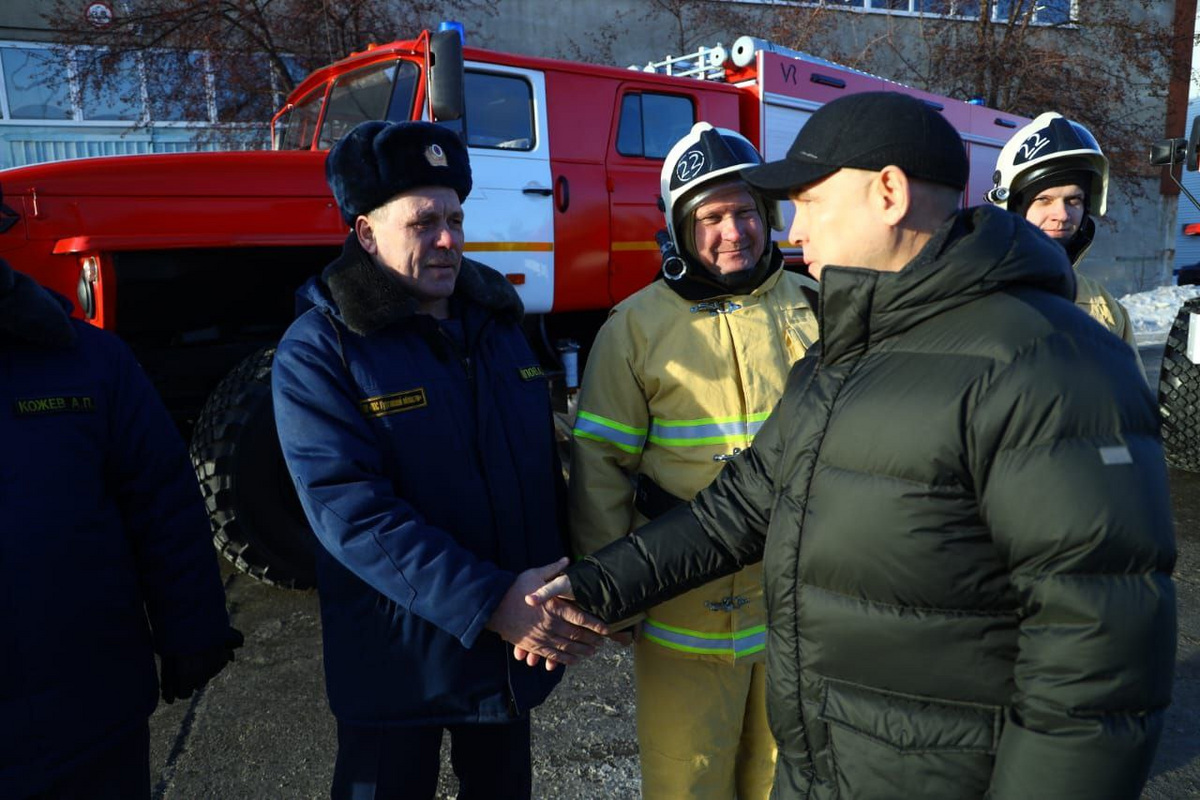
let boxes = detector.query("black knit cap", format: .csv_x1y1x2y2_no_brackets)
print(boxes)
1010,167,1095,219
741,91,968,197
326,120,472,224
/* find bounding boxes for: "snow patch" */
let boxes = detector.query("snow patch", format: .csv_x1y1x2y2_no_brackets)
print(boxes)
1119,284,1200,346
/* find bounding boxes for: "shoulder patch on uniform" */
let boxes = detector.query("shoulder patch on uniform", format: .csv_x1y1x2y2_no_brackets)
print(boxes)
359,388,427,418
518,365,545,381
14,394,95,416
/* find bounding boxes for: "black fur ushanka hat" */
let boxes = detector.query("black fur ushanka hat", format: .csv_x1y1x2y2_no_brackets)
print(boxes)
325,120,472,225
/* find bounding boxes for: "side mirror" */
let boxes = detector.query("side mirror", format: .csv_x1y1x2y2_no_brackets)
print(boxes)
428,30,465,122
1151,116,1200,213
1149,138,1186,167
1149,116,1200,170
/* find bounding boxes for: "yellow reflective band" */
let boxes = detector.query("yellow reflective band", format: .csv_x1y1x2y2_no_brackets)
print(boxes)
647,411,771,447
652,412,773,428
574,429,642,454
646,619,767,639
573,410,647,454
640,636,766,658
642,620,767,658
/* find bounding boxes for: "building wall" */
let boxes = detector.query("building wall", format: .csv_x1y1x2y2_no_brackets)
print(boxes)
0,2,53,42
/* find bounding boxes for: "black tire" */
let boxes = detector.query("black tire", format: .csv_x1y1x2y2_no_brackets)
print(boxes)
1159,297,1200,472
190,345,317,589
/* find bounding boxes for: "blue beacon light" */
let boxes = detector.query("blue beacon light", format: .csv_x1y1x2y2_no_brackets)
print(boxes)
438,20,466,46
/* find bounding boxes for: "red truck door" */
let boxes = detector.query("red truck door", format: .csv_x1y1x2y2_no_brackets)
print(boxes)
603,85,698,304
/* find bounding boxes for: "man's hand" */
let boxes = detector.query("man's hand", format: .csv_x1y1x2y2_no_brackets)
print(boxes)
486,558,611,671
513,573,634,669
526,573,575,607
160,626,244,704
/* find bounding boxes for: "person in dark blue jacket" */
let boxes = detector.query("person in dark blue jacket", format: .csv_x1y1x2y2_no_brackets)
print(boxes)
0,256,241,800
272,120,617,800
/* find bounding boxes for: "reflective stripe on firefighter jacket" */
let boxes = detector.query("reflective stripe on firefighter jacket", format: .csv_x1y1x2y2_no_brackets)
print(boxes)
569,267,818,661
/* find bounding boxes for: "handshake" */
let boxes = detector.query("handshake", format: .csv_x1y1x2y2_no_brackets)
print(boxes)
485,557,628,671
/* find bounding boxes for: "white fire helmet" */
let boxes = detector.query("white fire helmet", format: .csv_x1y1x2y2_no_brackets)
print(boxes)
986,111,1109,216
660,122,780,258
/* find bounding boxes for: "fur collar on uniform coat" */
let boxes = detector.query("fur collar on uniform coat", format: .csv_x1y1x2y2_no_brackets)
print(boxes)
322,234,524,337
0,257,77,348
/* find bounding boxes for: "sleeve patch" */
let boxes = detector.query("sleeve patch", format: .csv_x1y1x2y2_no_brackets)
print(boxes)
359,388,427,418
14,395,95,415
519,365,545,381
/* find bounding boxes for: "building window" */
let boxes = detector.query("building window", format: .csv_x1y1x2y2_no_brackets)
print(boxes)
720,0,1074,24
145,50,209,122
991,0,1072,24
0,40,300,130
78,50,143,121
212,52,274,123
1,46,73,120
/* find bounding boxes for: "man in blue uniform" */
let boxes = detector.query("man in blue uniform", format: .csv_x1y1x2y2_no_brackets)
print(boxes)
0,254,240,799
272,120,616,800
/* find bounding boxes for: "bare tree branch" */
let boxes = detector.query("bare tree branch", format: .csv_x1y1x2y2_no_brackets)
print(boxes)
42,0,499,145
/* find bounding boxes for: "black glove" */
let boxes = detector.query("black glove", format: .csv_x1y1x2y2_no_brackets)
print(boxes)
160,626,244,704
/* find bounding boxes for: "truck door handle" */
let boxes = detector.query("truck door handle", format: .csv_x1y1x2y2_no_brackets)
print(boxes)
554,175,570,213
522,186,553,196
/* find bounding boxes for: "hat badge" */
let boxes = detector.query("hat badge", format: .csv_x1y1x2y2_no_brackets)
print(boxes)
425,143,448,168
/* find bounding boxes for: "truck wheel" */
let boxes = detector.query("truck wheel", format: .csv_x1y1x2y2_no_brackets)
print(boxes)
1159,298,1200,471
190,345,317,589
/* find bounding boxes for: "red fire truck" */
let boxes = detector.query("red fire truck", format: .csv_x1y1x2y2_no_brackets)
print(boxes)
0,27,1027,588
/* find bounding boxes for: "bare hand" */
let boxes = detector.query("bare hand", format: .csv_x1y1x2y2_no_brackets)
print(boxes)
486,558,611,669
525,573,575,607
514,574,633,668
512,608,633,669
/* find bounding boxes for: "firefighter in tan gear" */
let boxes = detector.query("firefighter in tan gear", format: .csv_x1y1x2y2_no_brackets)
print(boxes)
987,112,1144,371
568,123,818,799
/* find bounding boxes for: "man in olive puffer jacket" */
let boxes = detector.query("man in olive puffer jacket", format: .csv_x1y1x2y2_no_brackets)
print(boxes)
530,92,1176,800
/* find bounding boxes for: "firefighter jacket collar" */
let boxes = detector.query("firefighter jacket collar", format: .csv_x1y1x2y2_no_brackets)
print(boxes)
316,234,523,337
817,205,1075,366
0,258,76,349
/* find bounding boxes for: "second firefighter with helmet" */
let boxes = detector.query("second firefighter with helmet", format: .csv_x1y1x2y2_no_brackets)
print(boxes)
988,112,1142,362
568,122,819,798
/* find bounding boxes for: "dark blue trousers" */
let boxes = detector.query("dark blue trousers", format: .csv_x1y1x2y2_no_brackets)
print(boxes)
26,720,150,800
331,717,532,800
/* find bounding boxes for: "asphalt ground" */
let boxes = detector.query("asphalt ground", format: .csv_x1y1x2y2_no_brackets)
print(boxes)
145,342,1200,798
